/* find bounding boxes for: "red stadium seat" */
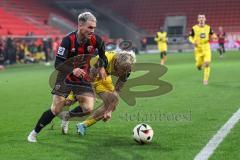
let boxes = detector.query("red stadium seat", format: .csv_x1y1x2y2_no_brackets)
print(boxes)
92,0,240,34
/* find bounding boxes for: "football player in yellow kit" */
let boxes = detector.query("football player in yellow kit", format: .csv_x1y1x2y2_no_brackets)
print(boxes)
60,50,136,135
189,15,214,85
155,27,168,65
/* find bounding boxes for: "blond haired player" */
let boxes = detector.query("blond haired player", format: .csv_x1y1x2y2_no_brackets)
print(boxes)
60,50,136,135
155,27,168,65
189,14,214,85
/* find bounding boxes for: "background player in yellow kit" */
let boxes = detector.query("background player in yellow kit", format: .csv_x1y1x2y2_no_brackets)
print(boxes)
189,14,214,85
60,50,136,135
155,27,168,65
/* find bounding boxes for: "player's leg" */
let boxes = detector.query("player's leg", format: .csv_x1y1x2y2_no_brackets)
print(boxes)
58,91,82,120
60,94,95,135
59,90,95,134
75,94,96,135
27,95,66,142
98,92,119,121
222,43,225,53
92,91,118,121
91,78,117,122
58,92,82,134
203,51,211,85
195,54,204,70
76,94,95,115
77,91,118,135
76,79,117,135
60,83,96,119
161,51,167,65
158,45,163,64
58,93,75,134
160,52,164,65
218,43,223,57
162,44,167,65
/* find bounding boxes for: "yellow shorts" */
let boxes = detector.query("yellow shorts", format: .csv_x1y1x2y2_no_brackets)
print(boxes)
158,44,167,52
93,76,115,94
66,76,115,99
195,49,211,67
34,52,45,60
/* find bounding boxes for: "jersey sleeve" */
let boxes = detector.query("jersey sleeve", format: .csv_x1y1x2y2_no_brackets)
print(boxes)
188,28,195,43
95,35,108,68
209,27,214,35
56,36,70,59
54,36,73,73
154,33,159,41
189,28,195,37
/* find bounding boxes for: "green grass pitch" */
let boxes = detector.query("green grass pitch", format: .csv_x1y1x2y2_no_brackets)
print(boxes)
0,51,239,160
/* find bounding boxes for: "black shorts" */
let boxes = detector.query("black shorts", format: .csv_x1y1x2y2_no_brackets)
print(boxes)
160,51,167,58
51,73,94,98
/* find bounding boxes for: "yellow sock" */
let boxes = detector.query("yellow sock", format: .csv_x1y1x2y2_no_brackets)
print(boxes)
83,118,97,127
203,66,210,81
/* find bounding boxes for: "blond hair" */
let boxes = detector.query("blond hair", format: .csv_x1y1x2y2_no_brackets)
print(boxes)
115,50,136,70
78,12,96,24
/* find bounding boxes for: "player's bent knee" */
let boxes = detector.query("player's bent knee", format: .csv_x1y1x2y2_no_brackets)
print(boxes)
51,103,65,115
83,108,94,115
50,106,62,115
51,95,66,115
81,103,94,115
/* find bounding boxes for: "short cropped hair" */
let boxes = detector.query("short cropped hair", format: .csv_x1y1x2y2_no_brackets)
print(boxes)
78,12,97,24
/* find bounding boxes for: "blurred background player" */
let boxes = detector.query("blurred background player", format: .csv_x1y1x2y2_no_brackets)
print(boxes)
27,12,107,142
154,27,168,65
217,26,226,58
0,38,4,70
60,50,136,135
188,14,214,85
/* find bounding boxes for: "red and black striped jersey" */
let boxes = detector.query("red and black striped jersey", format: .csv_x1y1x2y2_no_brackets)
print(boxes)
55,30,107,83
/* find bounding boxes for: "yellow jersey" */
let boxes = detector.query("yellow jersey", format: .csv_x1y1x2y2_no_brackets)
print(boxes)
91,51,116,75
189,24,213,50
155,32,167,44
154,32,167,52
91,51,118,93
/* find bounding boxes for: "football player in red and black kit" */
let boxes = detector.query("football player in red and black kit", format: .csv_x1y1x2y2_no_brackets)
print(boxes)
0,38,4,70
217,26,226,58
27,12,108,142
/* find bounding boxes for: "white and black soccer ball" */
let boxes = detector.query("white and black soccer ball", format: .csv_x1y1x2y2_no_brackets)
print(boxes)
133,123,154,144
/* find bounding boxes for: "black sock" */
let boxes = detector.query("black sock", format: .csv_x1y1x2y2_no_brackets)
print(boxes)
69,105,83,117
34,109,55,133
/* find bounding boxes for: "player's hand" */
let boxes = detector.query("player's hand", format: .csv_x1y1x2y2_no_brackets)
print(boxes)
98,67,107,80
73,68,86,78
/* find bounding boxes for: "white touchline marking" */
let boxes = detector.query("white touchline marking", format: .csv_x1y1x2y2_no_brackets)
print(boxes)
194,107,240,160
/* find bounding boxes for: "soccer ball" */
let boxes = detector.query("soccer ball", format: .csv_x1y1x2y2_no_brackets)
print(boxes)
133,123,154,144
